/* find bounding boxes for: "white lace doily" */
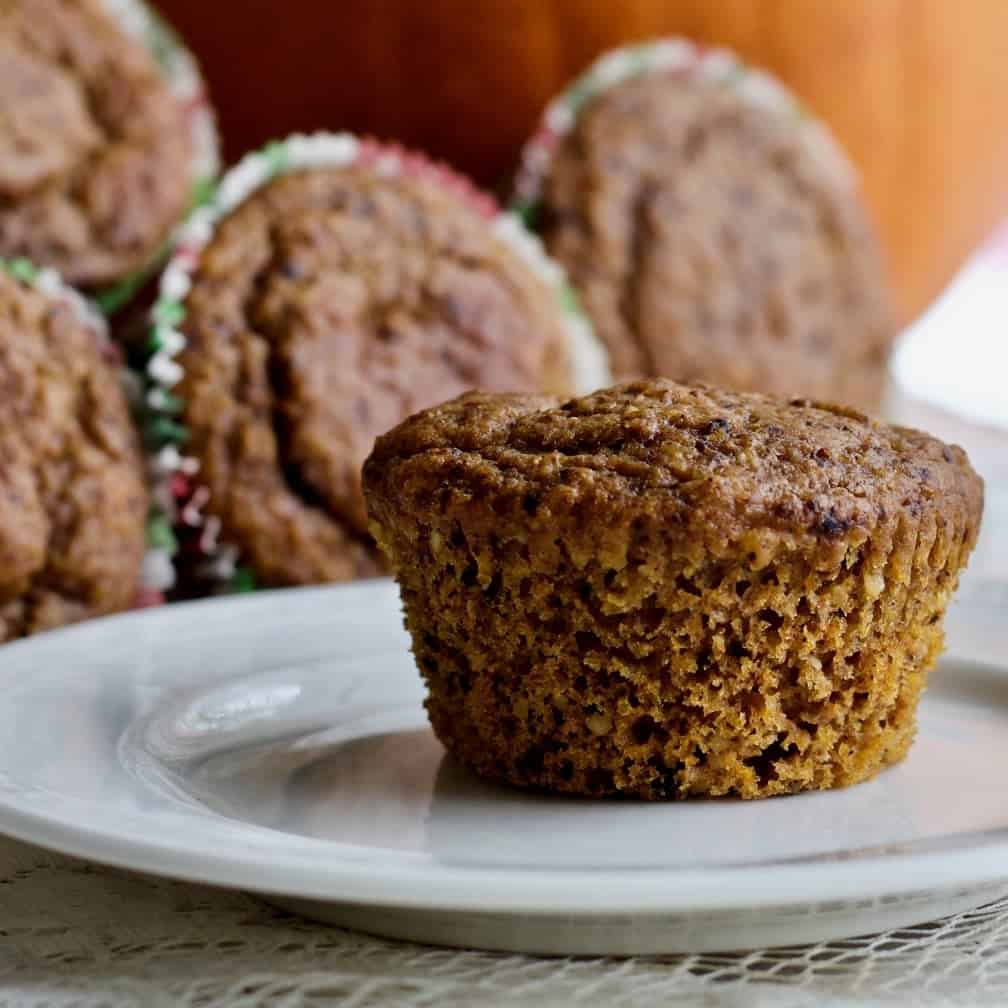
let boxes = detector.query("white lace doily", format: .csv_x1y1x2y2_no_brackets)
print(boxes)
0,833,1006,1008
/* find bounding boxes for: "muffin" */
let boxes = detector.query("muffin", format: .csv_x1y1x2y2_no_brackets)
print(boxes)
142,133,607,596
364,379,983,800
0,0,218,310
0,258,148,641
514,39,896,411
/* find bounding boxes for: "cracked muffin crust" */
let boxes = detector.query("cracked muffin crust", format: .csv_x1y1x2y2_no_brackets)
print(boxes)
0,0,205,291
364,379,983,799
0,263,147,641
516,40,895,411
151,135,589,593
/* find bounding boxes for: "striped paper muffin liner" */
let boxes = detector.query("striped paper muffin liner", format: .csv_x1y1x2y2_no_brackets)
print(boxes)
1,257,109,342
92,0,219,314
513,37,857,225
141,132,610,596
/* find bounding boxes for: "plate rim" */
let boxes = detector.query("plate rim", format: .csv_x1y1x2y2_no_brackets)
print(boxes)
0,581,1005,915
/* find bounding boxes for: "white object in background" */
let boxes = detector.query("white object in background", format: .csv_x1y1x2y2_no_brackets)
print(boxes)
892,224,1008,432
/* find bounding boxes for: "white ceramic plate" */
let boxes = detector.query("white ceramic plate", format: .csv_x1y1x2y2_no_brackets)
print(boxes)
0,577,1006,955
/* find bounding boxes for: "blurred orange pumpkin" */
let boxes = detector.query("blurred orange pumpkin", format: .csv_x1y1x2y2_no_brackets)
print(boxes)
160,0,1008,324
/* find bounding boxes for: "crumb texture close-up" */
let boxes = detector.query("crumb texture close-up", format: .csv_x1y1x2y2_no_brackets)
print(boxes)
365,379,983,799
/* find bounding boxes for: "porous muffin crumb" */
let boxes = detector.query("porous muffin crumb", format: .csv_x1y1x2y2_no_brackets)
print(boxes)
364,379,983,799
0,269,147,640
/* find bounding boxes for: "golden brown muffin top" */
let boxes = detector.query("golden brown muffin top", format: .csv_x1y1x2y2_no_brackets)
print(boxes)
0,269,147,640
178,167,573,587
365,379,983,553
0,0,193,286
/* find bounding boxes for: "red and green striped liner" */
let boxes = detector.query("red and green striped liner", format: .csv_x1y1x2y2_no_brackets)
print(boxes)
90,0,219,314
0,256,109,350
513,38,856,227
142,132,606,597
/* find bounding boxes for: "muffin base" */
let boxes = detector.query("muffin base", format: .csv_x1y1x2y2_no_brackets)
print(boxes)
383,506,968,801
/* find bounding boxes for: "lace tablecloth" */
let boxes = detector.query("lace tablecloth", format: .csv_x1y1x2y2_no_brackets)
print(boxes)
1,831,1007,1007
2,242,1007,1008
0,826,1003,1008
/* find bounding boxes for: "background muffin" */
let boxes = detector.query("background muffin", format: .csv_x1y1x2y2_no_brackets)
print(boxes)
0,259,148,641
0,0,217,311
515,39,896,411
364,379,983,800
143,133,606,596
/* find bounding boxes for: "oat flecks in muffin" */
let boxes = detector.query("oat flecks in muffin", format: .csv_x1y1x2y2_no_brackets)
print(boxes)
0,269,147,641
0,0,193,287
364,379,983,800
177,166,574,588
531,51,895,409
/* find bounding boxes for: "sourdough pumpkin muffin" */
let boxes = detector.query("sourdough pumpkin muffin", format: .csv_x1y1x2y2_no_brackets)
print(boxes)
515,40,895,410
0,260,147,641
364,379,983,799
144,134,604,595
0,0,217,305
